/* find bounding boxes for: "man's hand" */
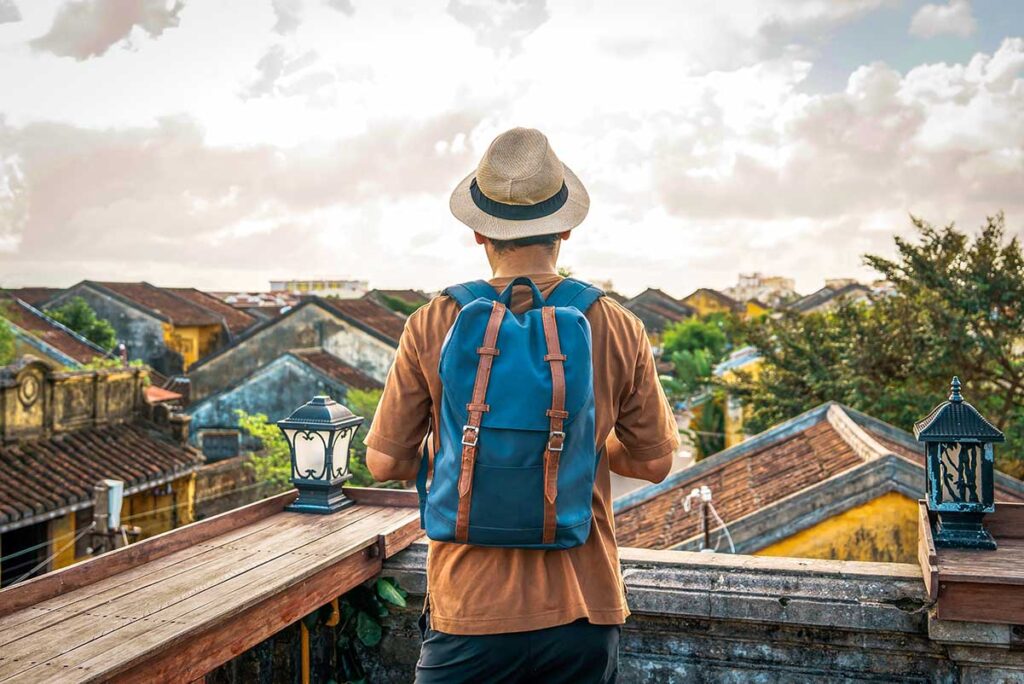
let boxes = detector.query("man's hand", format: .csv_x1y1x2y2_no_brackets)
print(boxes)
366,447,421,482
607,435,674,483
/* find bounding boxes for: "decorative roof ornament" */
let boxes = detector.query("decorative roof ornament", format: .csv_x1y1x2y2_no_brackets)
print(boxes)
913,376,1004,444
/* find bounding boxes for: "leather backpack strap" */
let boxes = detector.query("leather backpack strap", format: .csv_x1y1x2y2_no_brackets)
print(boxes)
544,277,605,312
541,306,568,545
455,301,506,542
442,280,498,308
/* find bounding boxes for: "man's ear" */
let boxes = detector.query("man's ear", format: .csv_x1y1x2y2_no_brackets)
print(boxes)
474,232,487,245
559,230,571,241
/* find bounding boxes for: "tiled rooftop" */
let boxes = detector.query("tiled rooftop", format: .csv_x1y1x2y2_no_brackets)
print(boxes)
0,293,109,365
318,297,408,345
89,282,223,326
166,288,258,335
290,348,384,391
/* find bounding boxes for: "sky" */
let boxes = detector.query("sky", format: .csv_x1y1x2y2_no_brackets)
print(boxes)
0,0,1021,297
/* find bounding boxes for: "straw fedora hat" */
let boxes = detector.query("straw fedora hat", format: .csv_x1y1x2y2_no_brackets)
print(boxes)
450,127,589,240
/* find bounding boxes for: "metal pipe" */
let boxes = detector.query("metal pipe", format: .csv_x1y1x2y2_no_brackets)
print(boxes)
300,622,310,684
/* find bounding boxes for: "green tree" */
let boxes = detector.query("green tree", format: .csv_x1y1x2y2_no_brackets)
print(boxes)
48,297,117,351
237,410,292,492
732,213,1024,478
0,319,14,366
378,294,421,317
346,387,384,487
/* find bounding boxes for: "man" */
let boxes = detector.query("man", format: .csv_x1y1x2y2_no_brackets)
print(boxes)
366,127,679,683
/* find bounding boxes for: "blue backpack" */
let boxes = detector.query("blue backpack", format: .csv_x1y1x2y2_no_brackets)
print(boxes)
416,276,605,549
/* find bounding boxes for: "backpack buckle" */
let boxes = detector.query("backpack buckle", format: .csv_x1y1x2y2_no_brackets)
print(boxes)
461,425,479,447
547,431,565,452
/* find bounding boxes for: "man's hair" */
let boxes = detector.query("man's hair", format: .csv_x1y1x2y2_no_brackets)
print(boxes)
488,232,560,253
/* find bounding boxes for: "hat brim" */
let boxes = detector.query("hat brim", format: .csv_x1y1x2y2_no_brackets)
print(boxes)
449,163,589,240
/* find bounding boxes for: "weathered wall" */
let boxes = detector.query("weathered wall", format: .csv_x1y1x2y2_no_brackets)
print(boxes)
122,473,196,539
370,543,1024,683
1,360,144,442
756,491,919,563
48,286,184,375
188,304,394,403
194,455,276,519
187,355,352,455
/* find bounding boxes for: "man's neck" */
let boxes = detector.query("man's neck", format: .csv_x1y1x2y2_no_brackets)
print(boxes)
489,247,560,278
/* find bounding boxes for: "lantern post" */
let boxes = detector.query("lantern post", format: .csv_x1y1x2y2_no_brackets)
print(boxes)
277,395,364,514
913,377,1003,550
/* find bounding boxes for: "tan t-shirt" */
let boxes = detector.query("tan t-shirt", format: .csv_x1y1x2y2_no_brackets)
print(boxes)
365,273,679,635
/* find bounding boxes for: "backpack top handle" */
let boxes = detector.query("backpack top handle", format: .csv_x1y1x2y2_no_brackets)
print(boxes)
497,277,546,309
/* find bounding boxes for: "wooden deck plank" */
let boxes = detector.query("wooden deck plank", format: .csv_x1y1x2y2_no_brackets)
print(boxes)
0,491,298,619
1,507,417,684
0,506,383,666
0,510,354,648
936,538,1024,585
0,513,300,637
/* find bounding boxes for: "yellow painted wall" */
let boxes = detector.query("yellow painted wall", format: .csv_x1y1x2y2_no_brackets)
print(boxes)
682,291,733,318
164,324,221,368
744,301,769,319
755,492,920,563
49,511,77,570
121,473,197,540
721,357,763,448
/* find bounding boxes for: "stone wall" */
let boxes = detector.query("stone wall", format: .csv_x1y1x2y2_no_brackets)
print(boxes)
369,542,1024,683
1,358,145,442
188,303,395,403
187,354,352,456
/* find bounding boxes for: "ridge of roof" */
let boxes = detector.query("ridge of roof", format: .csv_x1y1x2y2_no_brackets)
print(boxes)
614,402,837,513
75,281,223,327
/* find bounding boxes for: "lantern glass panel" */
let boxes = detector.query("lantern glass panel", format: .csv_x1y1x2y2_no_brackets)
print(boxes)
937,441,983,505
332,427,356,478
286,429,328,480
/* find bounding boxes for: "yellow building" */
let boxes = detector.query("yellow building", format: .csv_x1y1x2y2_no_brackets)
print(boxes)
713,346,764,449
613,402,1024,563
0,358,203,586
681,288,769,321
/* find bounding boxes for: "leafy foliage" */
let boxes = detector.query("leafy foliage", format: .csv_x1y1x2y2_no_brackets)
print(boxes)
236,409,293,491
732,213,1024,478
378,294,421,317
303,576,409,683
0,319,14,366
47,297,117,351
346,388,383,487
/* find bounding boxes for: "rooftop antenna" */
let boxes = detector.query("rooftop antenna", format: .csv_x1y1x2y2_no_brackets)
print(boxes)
683,486,735,553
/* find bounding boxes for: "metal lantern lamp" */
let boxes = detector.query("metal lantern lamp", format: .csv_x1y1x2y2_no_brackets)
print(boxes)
278,395,364,514
914,377,1003,550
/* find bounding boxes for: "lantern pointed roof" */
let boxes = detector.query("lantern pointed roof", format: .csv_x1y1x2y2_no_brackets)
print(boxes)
913,377,1005,443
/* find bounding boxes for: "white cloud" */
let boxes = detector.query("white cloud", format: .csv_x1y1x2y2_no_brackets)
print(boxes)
29,0,184,60
909,0,977,39
0,1,1021,295
0,0,21,24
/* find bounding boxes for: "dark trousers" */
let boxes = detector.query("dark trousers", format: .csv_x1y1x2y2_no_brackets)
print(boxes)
415,613,620,683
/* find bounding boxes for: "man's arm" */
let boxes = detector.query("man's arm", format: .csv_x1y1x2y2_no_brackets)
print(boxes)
367,447,421,482
363,310,432,484
610,323,681,484
607,433,674,483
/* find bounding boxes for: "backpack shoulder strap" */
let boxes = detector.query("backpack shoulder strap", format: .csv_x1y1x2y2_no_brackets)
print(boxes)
545,277,605,312
442,280,499,308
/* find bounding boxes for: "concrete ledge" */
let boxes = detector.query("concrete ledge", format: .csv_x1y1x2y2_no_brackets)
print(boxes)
377,542,1023,683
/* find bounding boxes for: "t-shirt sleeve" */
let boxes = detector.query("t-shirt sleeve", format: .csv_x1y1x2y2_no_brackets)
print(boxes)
364,314,432,462
614,329,680,462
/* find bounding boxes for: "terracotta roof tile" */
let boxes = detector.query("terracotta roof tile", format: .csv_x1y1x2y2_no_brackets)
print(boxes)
291,349,383,391
319,298,407,345
167,288,258,336
4,288,60,307
615,420,863,549
91,282,222,326
0,422,203,527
